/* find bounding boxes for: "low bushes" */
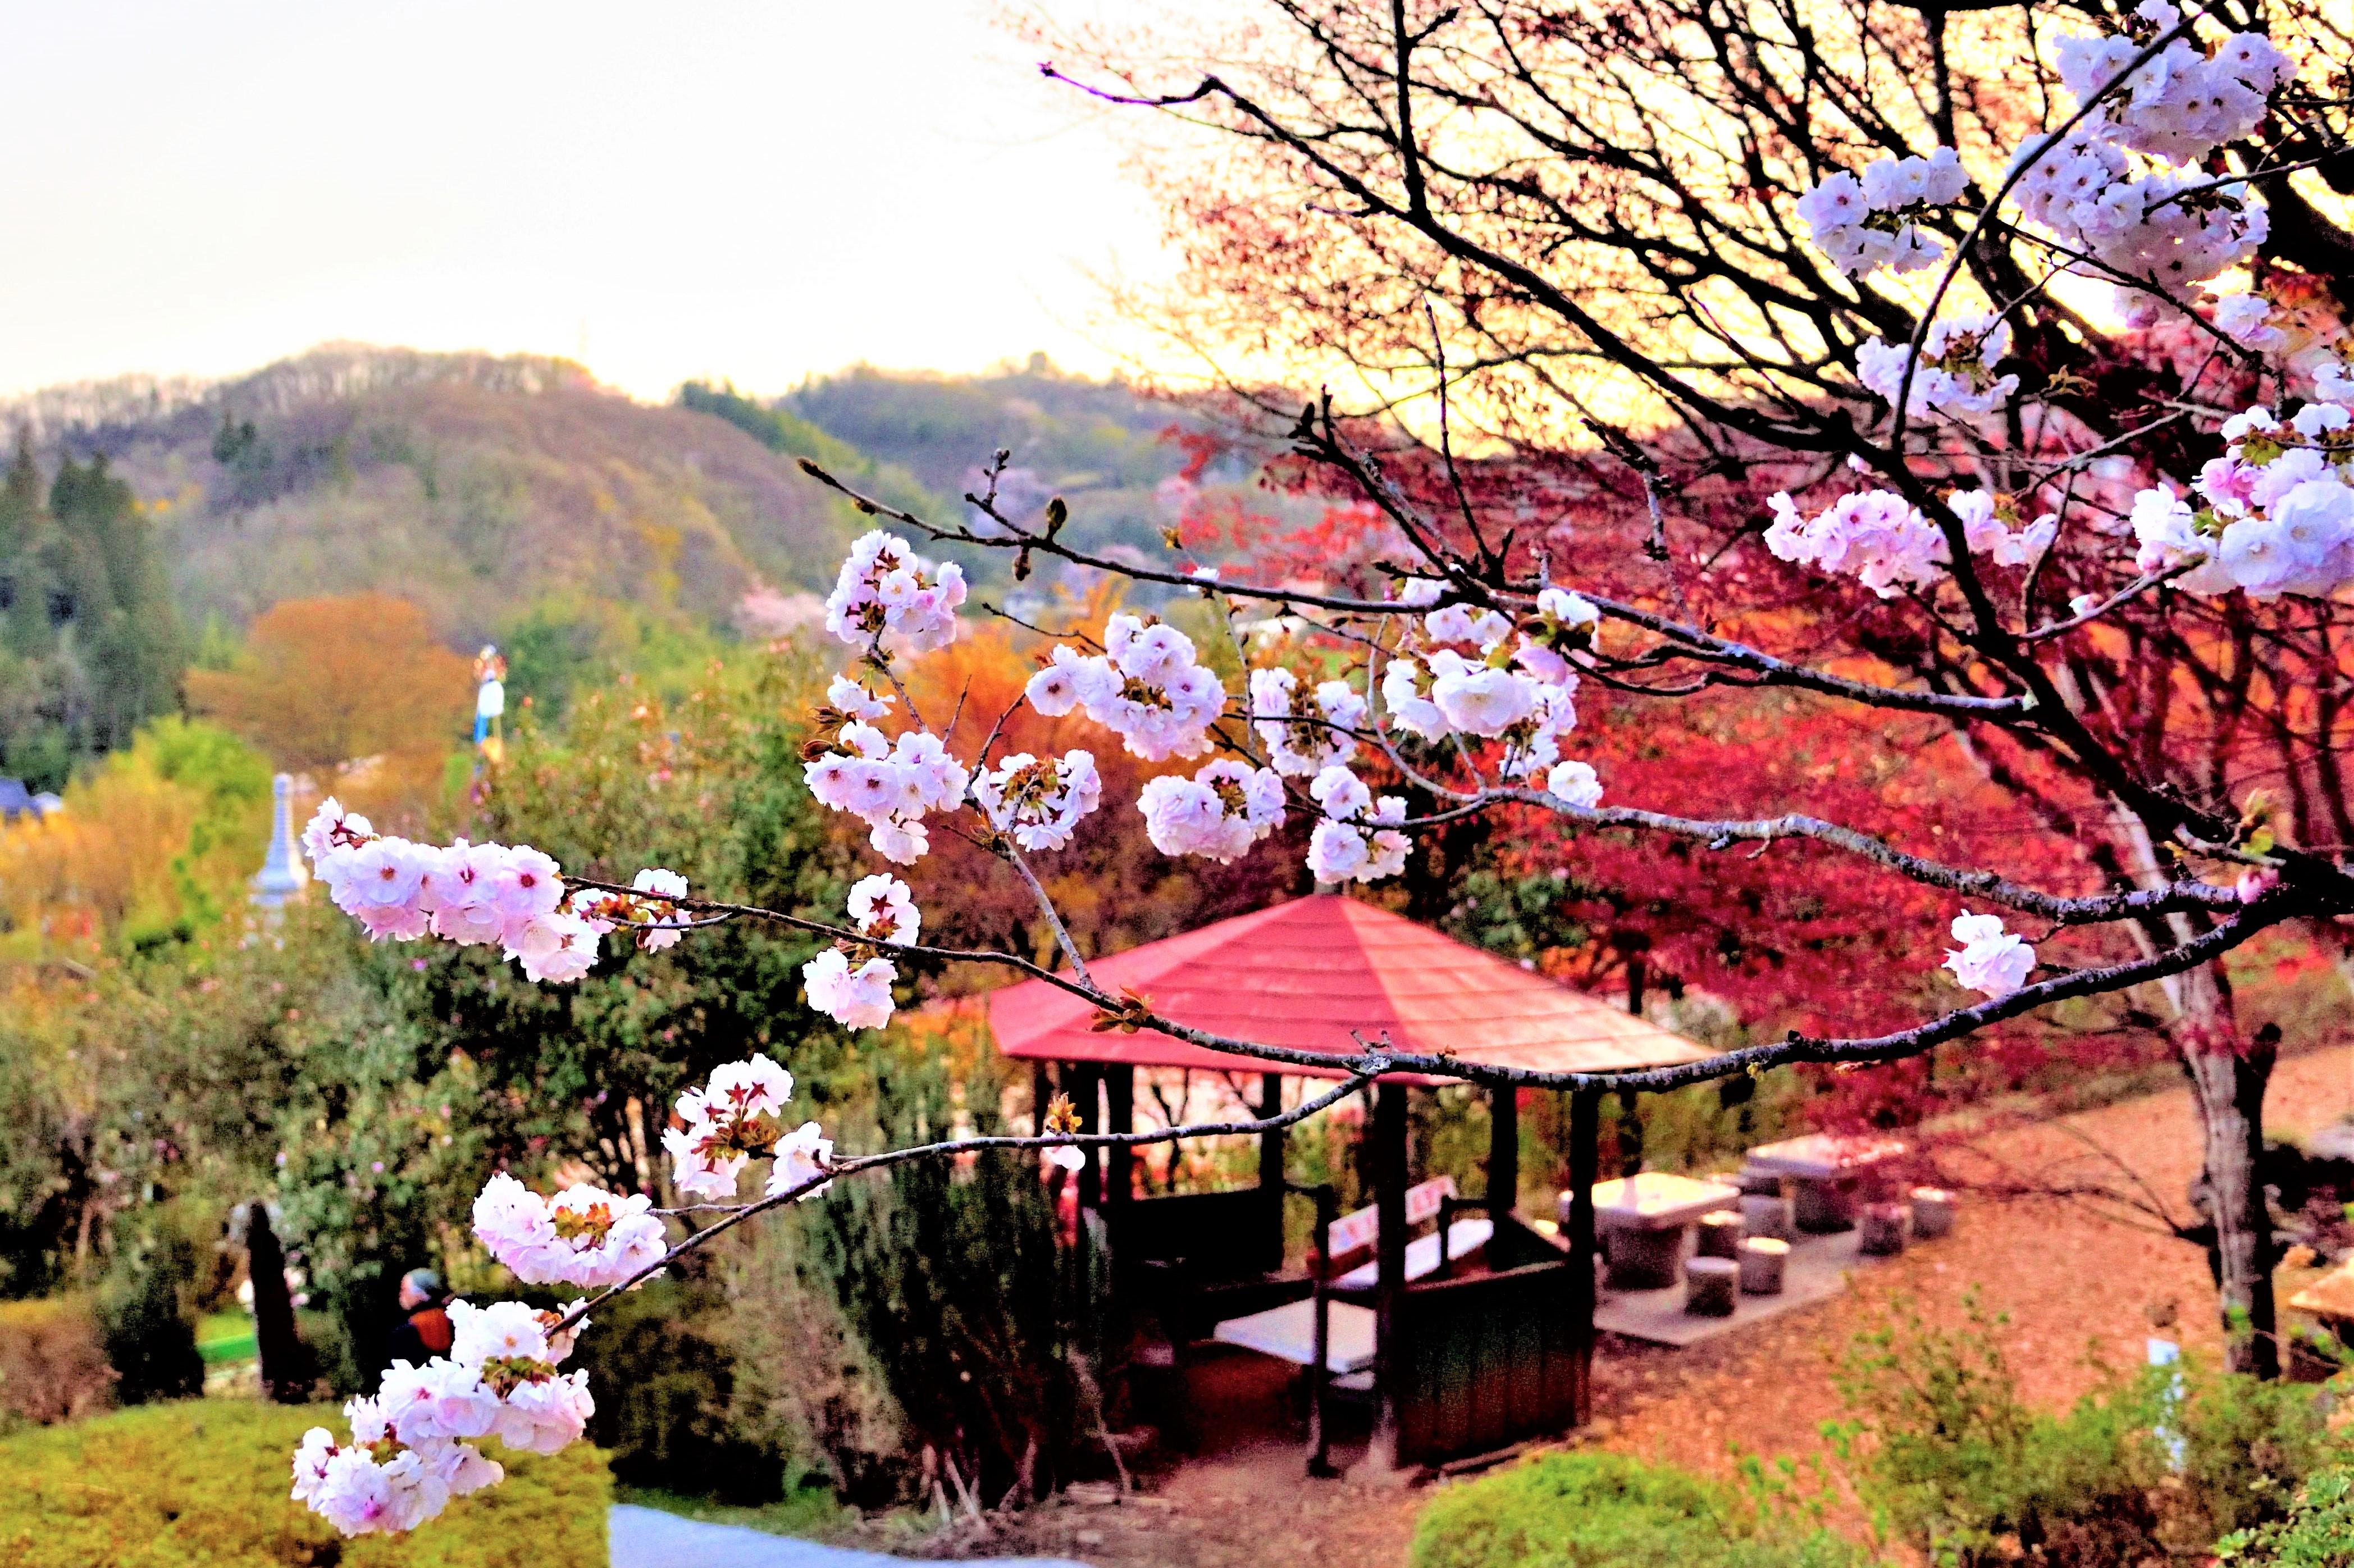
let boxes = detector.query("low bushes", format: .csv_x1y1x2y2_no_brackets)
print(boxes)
2219,1462,2354,1565
1832,1293,2341,1566
0,1297,114,1426
94,1233,206,1405
1408,1451,1876,1568
0,1400,611,1567
571,1278,797,1505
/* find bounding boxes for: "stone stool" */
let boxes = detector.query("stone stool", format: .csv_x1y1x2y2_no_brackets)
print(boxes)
1793,1175,1864,1233
1696,1210,1745,1259
1910,1187,1956,1239
1859,1201,1910,1256
1740,1192,1794,1242
1684,1255,1739,1316
1739,1236,1789,1294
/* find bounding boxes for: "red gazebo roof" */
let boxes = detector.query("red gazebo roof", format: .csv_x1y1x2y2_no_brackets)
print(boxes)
986,894,1714,1083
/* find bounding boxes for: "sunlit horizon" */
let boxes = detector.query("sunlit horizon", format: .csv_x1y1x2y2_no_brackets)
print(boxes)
0,1,1176,404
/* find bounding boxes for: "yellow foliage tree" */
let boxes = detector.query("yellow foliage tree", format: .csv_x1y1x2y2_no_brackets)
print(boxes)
0,718,270,953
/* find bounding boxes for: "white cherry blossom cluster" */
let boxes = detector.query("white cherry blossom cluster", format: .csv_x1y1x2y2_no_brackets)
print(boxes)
303,800,687,983
823,530,966,655
1856,314,2020,417
1249,667,1366,775
1765,486,2053,594
2212,290,2287,350
1763,490,1947,597
1952,489,2058,568
1381,592,1584,781
1023,614,1227,761
291,1301,591,1537
973,750,1105,851
2131,403,2354,598
471,1168,668,1290
1942,910,2036,997
572,868,694,955
802,873,920,1030
1514,588,1602,682
802,717,970,865
1797,6,2292,301
2008,4,2290,297
662,1054,833,1201
1137,758,1287,862
471,1173,668,1290
2053,1,2292,162
1794,146,1968,276
2010,136,2268,298
1304,765,1410,884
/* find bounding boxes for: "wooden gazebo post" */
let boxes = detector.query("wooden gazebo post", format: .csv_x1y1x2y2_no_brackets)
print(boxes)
1106,1065,1135,1215
1489,1084,1518,1223
1073,1063,1102,1211
1371,1079,1409,1469
1258,1073,1285,1245
1567,1087,1601,1425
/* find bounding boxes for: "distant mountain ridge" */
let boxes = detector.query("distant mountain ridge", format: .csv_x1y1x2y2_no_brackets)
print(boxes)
5,345,860,645
2,345,1215,649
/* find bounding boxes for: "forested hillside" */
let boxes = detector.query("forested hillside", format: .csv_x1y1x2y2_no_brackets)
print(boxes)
13,346,860,644
781,357,1209,575
0,345,1214,788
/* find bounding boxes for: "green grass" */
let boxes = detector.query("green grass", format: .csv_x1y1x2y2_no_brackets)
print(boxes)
0,1398,610,1567
614,1482,847,1539
197,1308,257,1366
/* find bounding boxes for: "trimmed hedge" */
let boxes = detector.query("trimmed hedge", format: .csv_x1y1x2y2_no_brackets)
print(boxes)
0,1399,611,1567
0,1297,115,1426
1409,1452,1877,1568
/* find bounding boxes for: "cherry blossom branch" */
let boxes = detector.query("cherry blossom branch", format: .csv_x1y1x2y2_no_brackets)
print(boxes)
563,879,2309,1097
1408,787,2264,926
1887,12,2206,455
2024,559,2202,641
797,457,2032,722
1571,900,2295,1095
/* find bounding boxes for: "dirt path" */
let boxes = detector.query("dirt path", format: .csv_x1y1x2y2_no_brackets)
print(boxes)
1591,1045,2354,1486
955,1047,2354,1567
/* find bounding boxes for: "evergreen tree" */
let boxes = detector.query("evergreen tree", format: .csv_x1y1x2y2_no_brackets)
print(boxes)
49,454,181,753
0,446,182,788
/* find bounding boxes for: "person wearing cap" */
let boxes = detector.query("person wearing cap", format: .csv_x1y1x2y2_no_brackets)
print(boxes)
386,1267,454,1366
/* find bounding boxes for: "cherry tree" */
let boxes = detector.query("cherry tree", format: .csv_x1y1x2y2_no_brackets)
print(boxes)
1021,0,2354,1372
280,0,2354,1535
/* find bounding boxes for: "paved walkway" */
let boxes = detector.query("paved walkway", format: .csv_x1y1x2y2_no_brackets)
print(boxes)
610,1504,1094,1568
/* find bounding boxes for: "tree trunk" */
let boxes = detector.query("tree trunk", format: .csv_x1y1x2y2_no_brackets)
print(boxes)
2107,800,2279,1377
2176,967,2280,1377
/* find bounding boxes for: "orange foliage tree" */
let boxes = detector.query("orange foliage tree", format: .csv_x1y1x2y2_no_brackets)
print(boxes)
188,595,471,824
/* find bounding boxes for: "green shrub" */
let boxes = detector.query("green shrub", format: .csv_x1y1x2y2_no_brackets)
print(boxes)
1408,1452,1878,1568
2166,1354,2344,1551
1832,1293,2343,1567
0,1399,610,1567
2218,1462,2354,1566
569,1278,791,1505
810,1044,1105,1507
0,1297,114,1426
94,1216,205,1405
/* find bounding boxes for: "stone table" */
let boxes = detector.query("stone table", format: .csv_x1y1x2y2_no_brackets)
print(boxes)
1565,1172,1741,1288
1742,1134,1907,1233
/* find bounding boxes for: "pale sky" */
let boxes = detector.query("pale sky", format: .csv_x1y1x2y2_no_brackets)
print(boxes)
0,1,1174,401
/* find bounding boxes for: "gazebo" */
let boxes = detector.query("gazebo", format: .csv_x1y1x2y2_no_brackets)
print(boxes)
986,892,1712,1469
